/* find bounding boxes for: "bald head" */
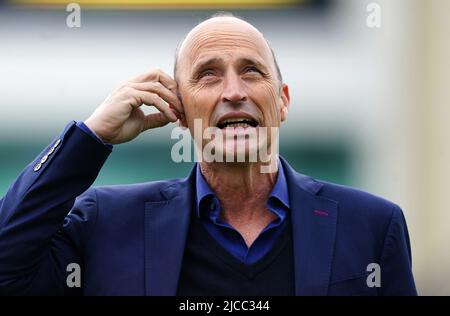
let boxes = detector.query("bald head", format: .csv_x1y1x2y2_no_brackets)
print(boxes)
173,13,282,84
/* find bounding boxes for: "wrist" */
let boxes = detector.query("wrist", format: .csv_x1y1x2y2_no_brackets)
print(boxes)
84,118,110,144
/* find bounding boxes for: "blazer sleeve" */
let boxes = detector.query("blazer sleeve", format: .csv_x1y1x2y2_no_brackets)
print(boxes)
0,121,112,295
379,204,418,296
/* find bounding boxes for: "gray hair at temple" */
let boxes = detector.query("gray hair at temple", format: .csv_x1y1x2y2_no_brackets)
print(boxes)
173,12,283,85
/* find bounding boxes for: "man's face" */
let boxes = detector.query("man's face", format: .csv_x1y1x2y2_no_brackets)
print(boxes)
176,17,290,161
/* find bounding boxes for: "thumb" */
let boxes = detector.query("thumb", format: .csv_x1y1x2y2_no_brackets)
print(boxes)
142,112,172,131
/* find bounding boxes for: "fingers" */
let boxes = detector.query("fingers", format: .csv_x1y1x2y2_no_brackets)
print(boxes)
131,89,178,122
129,81,184,115
129,69,178,94
127,69,184,120
124,69,185,130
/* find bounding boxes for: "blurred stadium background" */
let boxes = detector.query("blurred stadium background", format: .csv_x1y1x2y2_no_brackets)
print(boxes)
0,0,449,295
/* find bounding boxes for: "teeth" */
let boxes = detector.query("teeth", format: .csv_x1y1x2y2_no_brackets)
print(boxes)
218,118,257,129
222,118,248,124
224,122,251,128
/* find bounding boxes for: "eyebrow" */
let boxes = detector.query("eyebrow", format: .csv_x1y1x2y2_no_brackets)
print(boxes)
191,57,223,77
238,58,269,73
191,56,269,77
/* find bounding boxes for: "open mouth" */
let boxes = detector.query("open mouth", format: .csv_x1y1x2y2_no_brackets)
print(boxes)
217,118,259,129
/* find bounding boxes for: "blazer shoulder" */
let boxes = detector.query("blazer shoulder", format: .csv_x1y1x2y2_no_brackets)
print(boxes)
314,178,399,221
91,177,186,202
281,157,399,222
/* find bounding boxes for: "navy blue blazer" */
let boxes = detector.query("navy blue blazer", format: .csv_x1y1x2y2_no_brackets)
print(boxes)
0,121,417,295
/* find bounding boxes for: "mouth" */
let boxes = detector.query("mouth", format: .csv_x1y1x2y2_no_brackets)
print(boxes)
216,116,259,129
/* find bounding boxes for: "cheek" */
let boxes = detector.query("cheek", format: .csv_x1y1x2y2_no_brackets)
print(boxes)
249,82,281,125
183,86,218,126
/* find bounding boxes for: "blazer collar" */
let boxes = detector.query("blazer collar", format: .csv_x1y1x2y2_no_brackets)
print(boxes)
144,166,196,296
280,156,338,296
144,158,338,296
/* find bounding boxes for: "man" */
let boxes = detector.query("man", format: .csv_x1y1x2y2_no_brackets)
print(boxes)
0,13,417,296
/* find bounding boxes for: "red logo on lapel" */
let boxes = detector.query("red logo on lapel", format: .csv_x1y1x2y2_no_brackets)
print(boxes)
314,209,329,217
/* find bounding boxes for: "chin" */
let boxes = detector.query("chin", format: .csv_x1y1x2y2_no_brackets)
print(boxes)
217,142,263,163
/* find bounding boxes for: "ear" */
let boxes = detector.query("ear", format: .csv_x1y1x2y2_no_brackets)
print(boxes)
176,90,188,128
179,113,188,128
279,83,290,122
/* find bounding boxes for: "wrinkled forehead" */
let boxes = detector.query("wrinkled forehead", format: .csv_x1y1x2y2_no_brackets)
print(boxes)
178,18,274,74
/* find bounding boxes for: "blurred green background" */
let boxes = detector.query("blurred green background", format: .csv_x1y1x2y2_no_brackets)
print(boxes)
0,137,354,194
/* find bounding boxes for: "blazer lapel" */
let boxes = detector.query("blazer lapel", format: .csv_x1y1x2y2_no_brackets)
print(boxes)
144,168,195,296
281,158,338,296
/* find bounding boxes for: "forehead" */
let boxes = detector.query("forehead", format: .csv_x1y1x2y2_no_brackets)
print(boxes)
178,18,273,72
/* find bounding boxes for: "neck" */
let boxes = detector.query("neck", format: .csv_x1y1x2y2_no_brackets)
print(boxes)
199,158,279,223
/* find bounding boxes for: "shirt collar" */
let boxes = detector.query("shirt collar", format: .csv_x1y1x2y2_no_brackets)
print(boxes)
195,158,290,218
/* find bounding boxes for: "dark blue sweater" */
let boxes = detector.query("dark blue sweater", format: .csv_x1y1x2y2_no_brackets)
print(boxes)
177,213,295,296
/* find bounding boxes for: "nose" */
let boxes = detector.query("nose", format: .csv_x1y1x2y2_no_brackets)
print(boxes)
221,72,247,104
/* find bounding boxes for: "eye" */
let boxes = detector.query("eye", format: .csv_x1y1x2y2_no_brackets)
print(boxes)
199,70,216,79
244,66,261,74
